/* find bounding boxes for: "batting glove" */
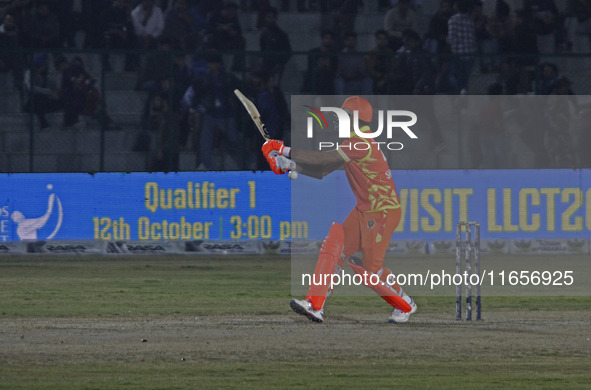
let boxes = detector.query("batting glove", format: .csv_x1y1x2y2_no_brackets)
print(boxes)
266,155,296,175
267,155,287,175
262,139,289,159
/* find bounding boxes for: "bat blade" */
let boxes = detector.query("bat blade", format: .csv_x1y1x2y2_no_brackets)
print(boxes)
234,89,271,141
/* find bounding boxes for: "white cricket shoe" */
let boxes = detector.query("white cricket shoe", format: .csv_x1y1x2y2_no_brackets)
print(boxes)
290,298,324,323
388,295,417,324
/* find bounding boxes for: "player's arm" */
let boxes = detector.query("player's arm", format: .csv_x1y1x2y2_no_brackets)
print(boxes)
290,149,344,179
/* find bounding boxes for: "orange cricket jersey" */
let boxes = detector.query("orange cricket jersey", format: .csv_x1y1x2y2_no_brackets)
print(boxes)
336,126,401,213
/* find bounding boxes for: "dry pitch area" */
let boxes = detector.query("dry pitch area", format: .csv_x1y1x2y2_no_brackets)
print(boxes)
3,311,590,364
0,255,589,389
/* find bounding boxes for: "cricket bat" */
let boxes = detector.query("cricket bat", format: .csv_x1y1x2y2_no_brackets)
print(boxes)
233,89,297,179
233,89,271,141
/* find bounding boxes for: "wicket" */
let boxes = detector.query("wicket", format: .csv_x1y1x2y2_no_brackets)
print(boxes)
455,221,481,321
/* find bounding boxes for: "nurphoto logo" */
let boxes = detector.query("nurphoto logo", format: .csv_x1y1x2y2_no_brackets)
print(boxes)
303,105,418,151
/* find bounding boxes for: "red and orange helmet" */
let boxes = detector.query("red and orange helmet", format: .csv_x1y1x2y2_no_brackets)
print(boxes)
341,96,373,123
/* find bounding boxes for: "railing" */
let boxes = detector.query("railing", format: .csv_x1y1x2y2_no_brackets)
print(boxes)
1,48,591,173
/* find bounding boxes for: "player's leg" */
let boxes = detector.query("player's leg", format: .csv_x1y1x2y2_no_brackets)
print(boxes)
291,222,345,323
292,208,360,320
341,207,362,266
342,208,412,311
309,208,362,308
361,208,405,293
363,209,417,323
347,256,412,312
299,207,363,314
359,208,418,322
306,222,344,310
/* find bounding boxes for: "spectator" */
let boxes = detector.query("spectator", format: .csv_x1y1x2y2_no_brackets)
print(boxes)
424,0,453,93
56,55,90,130
137,36,173,96
447,0,477,94
187,49,209,77
186,0,208,31
504,8,538,94
535,61,559,94
189,0,220,16
471,0,496,72
204,2,246,71
301,29,338,94
366,29,396,94
478,82,506,168
178,51,208,154
169,51,192,149
94,0,136,51
3,0,31,47
136,36,190,129
566,0,591,51
258,7,291,83
162,0,201,50
397,30,446,153
146,92,180,171
424,0,454,56
489,0,514,57
144,91,168,145
0,13,25,97
53,0,94,49
511,8,539,60
545,76,578,167
28,0,61,49
181,52,245,170
296,0,319,12
320,0,363,48
334,32,371,95
132,87,179,172
396,30,436,95
252,71,289,141
523,0,560,53
55,55,118,131
481,0,519,19
506,89,548,168
22,53,62,130
254,0,273,30
169,51,191,112
131,0,164,49
391,0,423,10
93,0,137,71
384,0,417,50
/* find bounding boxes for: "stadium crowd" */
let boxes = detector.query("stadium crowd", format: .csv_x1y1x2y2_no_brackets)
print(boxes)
0,0,588,171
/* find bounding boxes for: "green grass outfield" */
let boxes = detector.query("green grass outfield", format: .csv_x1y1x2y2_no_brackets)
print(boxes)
0,255,590,389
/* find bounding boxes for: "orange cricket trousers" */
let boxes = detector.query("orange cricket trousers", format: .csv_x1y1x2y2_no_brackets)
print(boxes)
341,206,402,274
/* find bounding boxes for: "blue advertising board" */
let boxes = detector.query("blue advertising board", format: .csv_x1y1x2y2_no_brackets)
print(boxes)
0,172,290,242
293,169,591,240
2,170,591,242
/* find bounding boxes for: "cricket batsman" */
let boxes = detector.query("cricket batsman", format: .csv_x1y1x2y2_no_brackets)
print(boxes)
261,96,417,323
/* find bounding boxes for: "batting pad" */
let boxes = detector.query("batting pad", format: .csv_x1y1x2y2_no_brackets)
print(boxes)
306,222,344,310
